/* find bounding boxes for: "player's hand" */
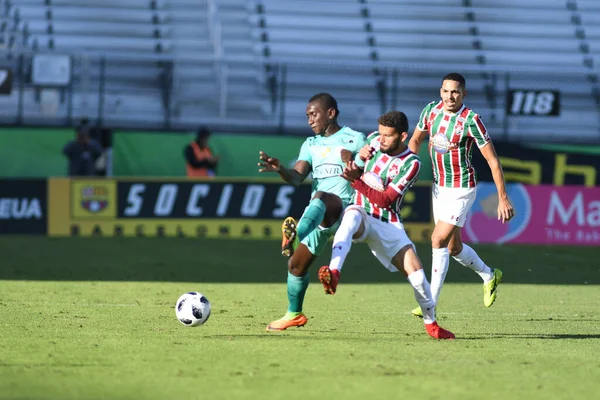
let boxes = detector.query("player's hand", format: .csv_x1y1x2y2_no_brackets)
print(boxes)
340,161,362,183
340,149,353,163
358,145,374,161
497,197,515,224
258,151,281,172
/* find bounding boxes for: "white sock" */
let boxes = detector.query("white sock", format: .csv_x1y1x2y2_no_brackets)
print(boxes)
453,244,494,283
430,247,450,304
329,210,362,273
407,269,436,324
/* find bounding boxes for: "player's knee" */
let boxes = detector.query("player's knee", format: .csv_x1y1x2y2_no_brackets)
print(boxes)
345,209,362,225
431,232,449,248
343,209,364,238
287,257,306,276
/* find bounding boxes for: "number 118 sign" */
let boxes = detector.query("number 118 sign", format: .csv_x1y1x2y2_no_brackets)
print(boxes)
506,89,561,116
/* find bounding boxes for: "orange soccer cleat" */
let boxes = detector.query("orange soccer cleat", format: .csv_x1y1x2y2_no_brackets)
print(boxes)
425,321,455,340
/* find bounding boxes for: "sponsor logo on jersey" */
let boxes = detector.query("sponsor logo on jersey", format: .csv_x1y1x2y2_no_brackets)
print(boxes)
320,146,332,158
313,163,343,179
431,133,454,154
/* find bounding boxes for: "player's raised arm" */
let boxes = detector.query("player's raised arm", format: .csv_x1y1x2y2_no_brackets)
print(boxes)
478,142,515,223
258,151,311,187
358,144,374,162
352,131,370,168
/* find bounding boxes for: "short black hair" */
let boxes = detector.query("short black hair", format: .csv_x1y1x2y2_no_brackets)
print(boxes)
196,127,211,139
442,72,466,89
378,110,408,133
308,92,339,117
76,117,90,135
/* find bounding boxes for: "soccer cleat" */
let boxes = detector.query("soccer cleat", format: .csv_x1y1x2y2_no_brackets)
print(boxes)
281,217,299,257
318,266,340,295
266,313,308,331
425,321,455,340
483,268,503,307
411,306,424,318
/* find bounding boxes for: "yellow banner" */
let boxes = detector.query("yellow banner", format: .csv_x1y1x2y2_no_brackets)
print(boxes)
48,178,433,240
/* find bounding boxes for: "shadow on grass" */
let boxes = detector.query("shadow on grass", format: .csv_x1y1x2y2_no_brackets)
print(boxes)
461,333,600,340
0,237,598,284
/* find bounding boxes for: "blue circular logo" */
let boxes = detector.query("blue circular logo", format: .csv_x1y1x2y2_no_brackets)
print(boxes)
464,182,531,244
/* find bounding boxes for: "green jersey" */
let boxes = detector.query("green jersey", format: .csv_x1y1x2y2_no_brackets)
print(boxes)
298,126,368,203
416,101,491,188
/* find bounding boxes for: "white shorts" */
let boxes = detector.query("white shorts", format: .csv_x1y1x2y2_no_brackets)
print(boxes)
345,206,414,272
432,185,477,228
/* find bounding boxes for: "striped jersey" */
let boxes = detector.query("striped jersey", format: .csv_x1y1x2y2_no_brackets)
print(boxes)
416,101,491,188
352,133,421,223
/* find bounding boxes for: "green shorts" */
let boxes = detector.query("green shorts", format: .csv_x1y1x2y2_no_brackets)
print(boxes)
299,199,349,257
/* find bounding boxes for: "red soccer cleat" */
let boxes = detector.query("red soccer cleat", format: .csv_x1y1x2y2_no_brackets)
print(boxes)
318,266,340,295
425,321,456,340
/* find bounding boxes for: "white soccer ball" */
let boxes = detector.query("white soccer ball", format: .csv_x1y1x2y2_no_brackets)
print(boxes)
175,292,211,327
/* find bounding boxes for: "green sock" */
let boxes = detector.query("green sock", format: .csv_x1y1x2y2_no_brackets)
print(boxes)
286,271,309,314
297,198,326,241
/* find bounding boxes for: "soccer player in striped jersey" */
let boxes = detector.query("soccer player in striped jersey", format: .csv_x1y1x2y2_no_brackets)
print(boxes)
408,72,515,317
258,93,368,331
318,110,455,340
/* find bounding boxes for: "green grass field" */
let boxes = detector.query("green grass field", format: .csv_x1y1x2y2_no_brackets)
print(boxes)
1,237,599,400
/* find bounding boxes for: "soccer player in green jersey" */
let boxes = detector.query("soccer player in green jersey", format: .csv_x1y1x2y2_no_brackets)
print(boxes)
257,93,368,331
408,72,515,317
318,110,455,339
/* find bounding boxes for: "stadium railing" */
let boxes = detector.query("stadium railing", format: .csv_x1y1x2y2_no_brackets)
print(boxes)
0,51,599,143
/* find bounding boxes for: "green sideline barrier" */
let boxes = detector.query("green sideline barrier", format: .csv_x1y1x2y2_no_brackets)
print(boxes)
112,131,435,180
112,132,308,178
1,128,436,179
0,128,73,177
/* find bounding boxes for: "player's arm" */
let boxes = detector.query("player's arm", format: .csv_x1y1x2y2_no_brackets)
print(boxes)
258,151,310,187
357,133,380,162
467,114,514,223
408,127,428,155
409,103,433,154
479,142,515,223
352,159,422,208
341,161,419,208
277,160,311,187
358,145,373,162
350,180,400,209
353,131,371,167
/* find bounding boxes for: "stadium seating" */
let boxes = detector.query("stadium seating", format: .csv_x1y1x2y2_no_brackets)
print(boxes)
0,0,598,141
170,0,267,125
1,0,266,126
253,0,599,140
466,0,599,140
